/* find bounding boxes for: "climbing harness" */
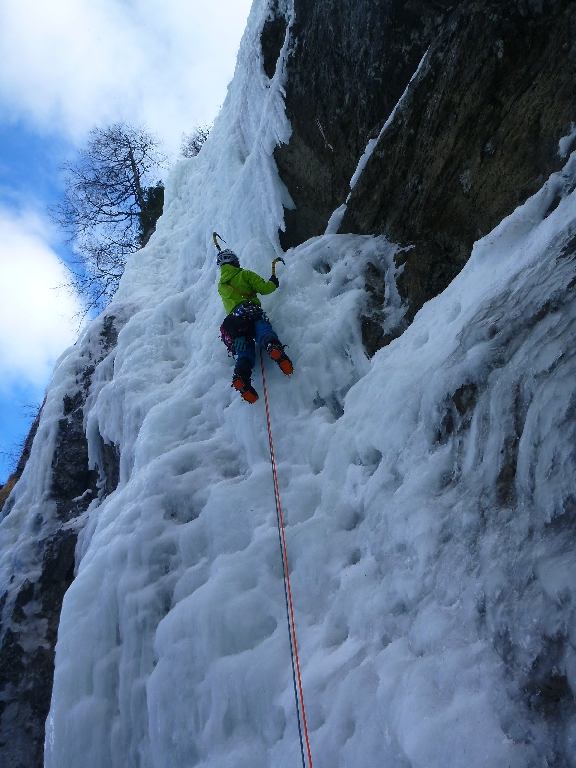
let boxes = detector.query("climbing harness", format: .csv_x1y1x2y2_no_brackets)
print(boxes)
260,349,313,768
220,303,267,353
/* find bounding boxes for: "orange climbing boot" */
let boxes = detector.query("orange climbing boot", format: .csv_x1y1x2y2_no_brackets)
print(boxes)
266,341,293,376
232,374,259,403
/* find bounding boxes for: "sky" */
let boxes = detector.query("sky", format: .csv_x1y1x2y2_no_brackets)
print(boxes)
0,0,253,483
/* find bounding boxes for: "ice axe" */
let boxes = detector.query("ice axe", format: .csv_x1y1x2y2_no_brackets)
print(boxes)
271,256,285,276
212,232,226,252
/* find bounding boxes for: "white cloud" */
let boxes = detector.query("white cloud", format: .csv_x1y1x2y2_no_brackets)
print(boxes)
0,0,253,155
0,208,82,391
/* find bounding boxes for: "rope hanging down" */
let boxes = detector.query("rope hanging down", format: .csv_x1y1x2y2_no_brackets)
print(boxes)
260,349,314,768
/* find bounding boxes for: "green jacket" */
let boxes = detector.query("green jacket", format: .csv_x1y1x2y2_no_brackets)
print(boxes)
218,264,277,315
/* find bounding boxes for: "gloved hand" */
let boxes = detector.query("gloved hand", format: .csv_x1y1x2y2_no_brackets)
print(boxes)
269,274,279,287
233,336,247,352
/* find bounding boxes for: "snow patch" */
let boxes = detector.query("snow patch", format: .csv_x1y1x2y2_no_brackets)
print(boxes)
559,122,576,158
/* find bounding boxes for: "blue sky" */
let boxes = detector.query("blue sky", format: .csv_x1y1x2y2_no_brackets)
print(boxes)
0,123,72,479
0,0,252,484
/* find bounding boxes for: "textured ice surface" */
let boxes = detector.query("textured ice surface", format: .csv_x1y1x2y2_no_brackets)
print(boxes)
2,1,576,766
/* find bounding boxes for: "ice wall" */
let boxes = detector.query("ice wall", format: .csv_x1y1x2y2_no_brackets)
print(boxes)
2,0,576,766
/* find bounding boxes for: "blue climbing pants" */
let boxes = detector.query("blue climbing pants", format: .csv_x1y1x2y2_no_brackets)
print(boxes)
234,317,278,377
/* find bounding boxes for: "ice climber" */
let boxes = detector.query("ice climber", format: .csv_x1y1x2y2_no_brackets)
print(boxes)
217,246,293,403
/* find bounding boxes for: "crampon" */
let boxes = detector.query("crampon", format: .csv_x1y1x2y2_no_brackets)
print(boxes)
232,374,259,403
267,342,293,375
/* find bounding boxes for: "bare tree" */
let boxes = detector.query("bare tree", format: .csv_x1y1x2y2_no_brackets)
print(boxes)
52,123,166,312
180,125,211,158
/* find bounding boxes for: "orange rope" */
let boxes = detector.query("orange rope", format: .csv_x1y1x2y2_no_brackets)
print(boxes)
260,349,313,768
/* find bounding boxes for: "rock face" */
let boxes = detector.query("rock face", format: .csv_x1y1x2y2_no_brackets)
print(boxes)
273,0,576,343
342,0,576,325
274,0,454,249
0,315,120,768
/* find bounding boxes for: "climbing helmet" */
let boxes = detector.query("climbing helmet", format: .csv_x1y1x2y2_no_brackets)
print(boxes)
217,249,239,266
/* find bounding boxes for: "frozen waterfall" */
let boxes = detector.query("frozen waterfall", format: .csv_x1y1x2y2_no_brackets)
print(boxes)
1,0,576,766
